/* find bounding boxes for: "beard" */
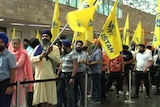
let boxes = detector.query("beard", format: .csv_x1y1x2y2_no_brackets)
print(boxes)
0,46,5,51
42,39,50,48
76,47,82,53
139,50,145,53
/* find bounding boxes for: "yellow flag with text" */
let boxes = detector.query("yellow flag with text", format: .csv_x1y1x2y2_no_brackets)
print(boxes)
12,28,16,39
51,0,60,42
98,0,122,60
71,0,101,44
152,0,160,48
85,19,94,43
123,14,130,46
80,0,102,43
67,6,96,32
36,30,41,41
131,21,143,45
72,32,86,47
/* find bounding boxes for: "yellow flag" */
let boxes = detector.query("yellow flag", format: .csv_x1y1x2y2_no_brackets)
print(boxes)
67,6,96,32
131,21,144,45
51,0,60,42
85,19,93,43
80,0,102,43
152,0,160,48
12,28,16,39
36,30,41,41
72,32,86,44
98,0,122,60
123,14,130,46
71,0,101,44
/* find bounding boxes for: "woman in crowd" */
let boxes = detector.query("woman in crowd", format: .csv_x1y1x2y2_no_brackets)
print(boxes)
8,37,33,107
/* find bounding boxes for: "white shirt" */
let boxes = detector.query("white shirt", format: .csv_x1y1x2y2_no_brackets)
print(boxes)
136,50,153,71
153,54,158,66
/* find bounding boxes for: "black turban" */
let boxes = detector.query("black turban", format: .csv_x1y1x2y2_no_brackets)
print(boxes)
41,30,52,39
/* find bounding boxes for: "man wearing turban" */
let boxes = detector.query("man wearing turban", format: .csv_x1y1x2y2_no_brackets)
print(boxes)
56,39,78,107
30,30,60,107
0,32,16,107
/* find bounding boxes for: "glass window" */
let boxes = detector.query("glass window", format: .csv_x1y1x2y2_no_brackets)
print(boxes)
49,0,123,18
123,0,158,15
68,0,77,8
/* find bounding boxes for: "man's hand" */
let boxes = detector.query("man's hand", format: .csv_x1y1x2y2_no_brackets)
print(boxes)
46,46,53,54
143,67,147,73
5,87,13,95
69,78,75,85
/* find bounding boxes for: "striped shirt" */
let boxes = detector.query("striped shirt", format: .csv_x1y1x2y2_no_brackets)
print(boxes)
61,50,78,73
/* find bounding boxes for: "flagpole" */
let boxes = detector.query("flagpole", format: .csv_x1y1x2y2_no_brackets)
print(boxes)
50,23,68,46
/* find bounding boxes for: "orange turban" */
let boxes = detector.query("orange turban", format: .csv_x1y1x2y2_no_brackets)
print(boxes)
93,39,101,47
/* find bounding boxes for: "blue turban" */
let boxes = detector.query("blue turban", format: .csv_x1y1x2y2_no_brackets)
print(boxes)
41,30,52,39
0,32,8,46
62,39,71,48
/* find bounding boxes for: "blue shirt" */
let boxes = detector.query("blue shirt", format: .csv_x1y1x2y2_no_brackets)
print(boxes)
0,49,16,81
89,48,102,74
77,51,87,73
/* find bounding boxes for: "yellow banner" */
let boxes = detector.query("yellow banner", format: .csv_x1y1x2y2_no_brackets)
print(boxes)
152,0,160,48
51,0,60,42
123,14,130,46
98,0,122,60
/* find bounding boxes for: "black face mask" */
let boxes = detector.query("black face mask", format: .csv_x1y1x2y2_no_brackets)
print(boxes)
0,46,5,51
76,47,82,52
139,50,145,53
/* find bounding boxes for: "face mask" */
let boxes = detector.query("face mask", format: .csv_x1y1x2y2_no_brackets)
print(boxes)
139,50,145,53
0,46,5,51
76,47,82,52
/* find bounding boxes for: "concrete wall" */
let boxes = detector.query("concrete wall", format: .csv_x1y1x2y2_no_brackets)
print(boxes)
0,0,156,42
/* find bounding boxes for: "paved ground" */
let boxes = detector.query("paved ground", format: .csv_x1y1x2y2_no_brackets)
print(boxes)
87,86,160,107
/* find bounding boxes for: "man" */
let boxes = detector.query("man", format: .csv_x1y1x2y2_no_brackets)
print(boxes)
153,50,160,95
106,54,124,97
132,44,153,99
121,45,134,95
23,38,33,55
27,38,40,107
74,40,87,107
30,30,60,107
87,39,102,103
56,39,78,107
0,32,16,107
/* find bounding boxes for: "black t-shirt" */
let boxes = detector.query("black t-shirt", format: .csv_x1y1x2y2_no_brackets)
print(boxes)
121,51,133,71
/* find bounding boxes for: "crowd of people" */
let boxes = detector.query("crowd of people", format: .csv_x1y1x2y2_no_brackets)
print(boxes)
0,30,160,107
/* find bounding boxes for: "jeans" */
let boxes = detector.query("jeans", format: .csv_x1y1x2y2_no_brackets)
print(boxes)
0,79,12,107
91,73,101,101
74,72,85,106
135,71,150,95
57,73,74,107
106,72,123,93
